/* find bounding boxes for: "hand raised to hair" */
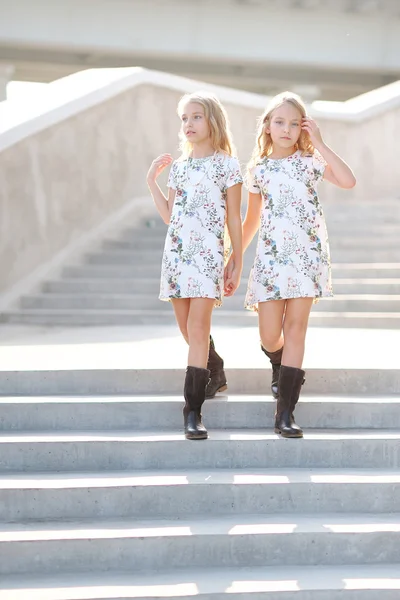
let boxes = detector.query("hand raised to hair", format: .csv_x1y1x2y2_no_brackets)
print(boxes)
302,117,324,148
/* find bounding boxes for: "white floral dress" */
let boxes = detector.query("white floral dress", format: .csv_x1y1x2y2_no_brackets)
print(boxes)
245,149,333,311
160,152,243,306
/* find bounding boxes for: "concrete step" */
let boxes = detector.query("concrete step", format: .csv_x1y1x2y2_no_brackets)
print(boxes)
333,278,400,294
103,235,399,251
121,219,400,236
1,468,399,521
84,248,400,265
0,429,399,472
3,308,400,328
0,367,398,396
43,278,161,294
19,293,400,313
42,277,400,295
1,513,399,575
1,395,398,432
134,206,400,227
62,263,400,280
2,564,400,599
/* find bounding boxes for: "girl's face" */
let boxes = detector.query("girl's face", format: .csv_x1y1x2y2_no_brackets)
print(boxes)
180,102,210,145
266,102,303,149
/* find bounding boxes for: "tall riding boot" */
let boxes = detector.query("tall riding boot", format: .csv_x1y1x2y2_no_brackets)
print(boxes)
274,365,304,438
261,345,283,399
206,335,227,399
183,366,210,440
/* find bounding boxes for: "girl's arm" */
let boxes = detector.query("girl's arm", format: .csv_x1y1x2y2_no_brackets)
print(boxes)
302,118,356,189
242,192,262,252
146,154,175,224
225,192,261,295
224,183,243,295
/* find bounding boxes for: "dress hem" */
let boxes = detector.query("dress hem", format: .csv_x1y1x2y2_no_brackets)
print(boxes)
245,292,334,312
159,296,222,308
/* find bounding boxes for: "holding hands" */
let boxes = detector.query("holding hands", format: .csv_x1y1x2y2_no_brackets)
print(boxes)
224,255,241,297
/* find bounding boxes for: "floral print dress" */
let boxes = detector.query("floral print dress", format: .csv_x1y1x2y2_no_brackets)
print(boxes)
160,152,243,307
245,149,333,311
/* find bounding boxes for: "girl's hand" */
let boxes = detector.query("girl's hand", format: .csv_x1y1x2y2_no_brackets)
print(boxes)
302,117,323,148
224,264,242,297
147,154,173,183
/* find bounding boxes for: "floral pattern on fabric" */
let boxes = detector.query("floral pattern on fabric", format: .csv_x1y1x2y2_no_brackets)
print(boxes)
245,149,333,311
160,153,243,307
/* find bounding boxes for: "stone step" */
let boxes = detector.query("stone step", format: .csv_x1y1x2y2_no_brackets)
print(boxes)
42,277,400,295
1,395,398,431
62,263,400,279
103,235,399,251
0,367,398,396
0,430,399,472
84,248,400,265
3,308,400,328
19,293,400,313
135,206,400,227
2,563,400,599
1,468,399,521
333,278,400,294
0,513,399,575
122,218,400,236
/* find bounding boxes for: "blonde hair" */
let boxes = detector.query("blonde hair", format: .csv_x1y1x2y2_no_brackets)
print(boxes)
248,91,314,170
177,91,236,157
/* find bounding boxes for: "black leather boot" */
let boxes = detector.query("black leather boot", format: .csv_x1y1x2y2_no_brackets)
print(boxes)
261,345,283,399
274,365,304,438
205,336,227,399
183,366,210,440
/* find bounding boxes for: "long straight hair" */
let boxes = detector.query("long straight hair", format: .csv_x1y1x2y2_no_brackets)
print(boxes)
248,91,314,170
177,92,236,157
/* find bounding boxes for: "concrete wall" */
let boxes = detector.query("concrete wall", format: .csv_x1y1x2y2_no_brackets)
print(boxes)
0,67,399,301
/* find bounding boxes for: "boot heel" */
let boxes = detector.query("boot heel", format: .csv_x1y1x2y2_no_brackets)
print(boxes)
216,384,227,393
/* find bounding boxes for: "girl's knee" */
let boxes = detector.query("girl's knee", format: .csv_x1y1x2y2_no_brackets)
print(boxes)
259,323,282,351
179,325,189,341
260,332,282,351
283,320,308,343
187,321,210,344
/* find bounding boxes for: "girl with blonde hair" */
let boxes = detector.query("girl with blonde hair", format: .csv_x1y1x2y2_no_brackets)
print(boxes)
147,91,243,440
228,91,355,438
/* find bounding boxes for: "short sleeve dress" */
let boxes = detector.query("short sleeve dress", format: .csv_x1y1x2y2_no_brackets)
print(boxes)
245,149,333,311
160,152,243,307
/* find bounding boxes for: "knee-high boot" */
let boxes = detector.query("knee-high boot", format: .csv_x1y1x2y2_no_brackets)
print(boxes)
261,345,283,399
206,336,227,399
274,364,305,438
183,366,210,440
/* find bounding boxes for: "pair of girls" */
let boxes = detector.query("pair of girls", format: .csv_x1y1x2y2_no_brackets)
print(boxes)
147,90,356,441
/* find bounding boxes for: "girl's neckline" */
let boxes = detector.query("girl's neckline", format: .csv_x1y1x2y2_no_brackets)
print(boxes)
189,153,217,161
266,149,300,161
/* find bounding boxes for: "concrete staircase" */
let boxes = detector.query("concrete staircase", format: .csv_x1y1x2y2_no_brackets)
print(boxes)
1,197,399,595
0,363,399,598
1,198,400,328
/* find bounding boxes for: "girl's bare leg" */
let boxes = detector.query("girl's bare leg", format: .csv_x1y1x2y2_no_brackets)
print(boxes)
258,299,286,351
171,298,190,343
187,298,215,367
282,298,313,368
